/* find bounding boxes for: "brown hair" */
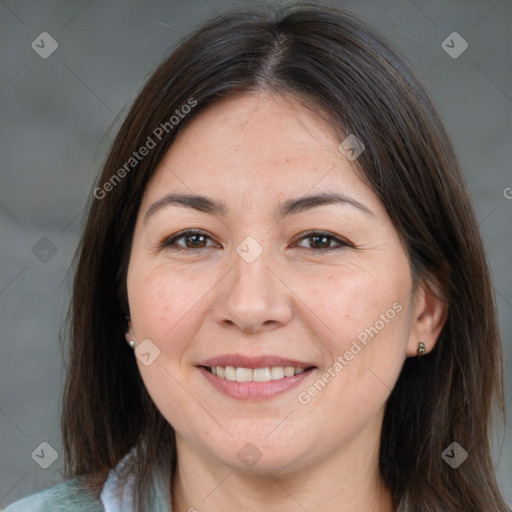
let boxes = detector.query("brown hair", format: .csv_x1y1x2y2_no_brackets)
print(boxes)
61,2,510,510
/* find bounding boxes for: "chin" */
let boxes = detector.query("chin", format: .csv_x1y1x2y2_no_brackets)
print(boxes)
201,433,313,475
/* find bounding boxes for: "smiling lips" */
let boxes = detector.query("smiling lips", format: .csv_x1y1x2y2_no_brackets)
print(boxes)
198,355,316,399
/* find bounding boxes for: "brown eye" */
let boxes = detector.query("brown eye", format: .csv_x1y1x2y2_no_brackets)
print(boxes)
181,233,208,248
294,231,353,251
161,229,219,250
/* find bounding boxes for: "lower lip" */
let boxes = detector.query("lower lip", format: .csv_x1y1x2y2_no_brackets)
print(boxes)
199,367,315,400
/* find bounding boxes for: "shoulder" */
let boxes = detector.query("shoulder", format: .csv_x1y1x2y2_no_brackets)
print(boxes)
3,478,104,512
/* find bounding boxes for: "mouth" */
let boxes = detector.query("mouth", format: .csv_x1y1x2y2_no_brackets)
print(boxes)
197,355,317,400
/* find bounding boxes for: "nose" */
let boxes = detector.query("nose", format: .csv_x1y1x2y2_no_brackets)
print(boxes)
212,245,293,333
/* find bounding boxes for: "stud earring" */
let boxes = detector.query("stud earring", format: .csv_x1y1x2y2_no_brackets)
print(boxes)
417,341,426,356
128,340,136,349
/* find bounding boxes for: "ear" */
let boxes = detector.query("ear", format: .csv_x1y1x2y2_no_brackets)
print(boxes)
406,280,448,357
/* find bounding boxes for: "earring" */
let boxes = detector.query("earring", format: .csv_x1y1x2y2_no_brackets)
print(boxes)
417,341,426,356
128,340,136,349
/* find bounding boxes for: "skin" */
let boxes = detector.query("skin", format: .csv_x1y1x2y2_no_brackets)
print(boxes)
125,91,447,512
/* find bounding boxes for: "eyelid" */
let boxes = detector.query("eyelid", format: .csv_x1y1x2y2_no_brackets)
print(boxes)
295,230,354,250
159,229,355,251
160,229,219,250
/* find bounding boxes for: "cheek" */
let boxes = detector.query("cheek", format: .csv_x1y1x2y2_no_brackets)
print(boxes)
127,261,219,342
333,262,410,365
293,261,411,405
292,257,410,340
127,262,212,431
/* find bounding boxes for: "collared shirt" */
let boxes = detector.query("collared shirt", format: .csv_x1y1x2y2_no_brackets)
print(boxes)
100,451,137,512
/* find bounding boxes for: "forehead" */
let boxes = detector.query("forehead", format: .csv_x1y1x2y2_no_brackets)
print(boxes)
141,91,382,218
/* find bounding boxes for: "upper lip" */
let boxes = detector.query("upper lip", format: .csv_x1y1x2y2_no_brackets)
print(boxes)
198,354,316,369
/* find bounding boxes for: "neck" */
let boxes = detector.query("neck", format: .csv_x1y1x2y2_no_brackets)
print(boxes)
171,418,395,512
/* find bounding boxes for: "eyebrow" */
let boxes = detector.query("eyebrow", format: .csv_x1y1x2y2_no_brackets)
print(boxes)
143,191,374,223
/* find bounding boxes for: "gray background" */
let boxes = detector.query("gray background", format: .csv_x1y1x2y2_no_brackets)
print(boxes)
0,0,511,507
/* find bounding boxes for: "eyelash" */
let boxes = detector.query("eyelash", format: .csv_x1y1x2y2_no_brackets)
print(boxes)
159,229,354,253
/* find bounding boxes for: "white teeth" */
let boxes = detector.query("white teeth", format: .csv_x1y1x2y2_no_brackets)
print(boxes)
225,366,236,381
208,365,309,382
284,366,295,377
270,366,284,380
253,367,272,382
236,367,253,382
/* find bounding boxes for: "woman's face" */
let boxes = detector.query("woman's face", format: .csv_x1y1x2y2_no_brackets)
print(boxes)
125,91,426,473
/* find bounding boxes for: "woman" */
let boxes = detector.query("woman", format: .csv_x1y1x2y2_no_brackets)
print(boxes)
5,2,510,511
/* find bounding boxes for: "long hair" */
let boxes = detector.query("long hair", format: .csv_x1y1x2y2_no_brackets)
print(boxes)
61,2,509,510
